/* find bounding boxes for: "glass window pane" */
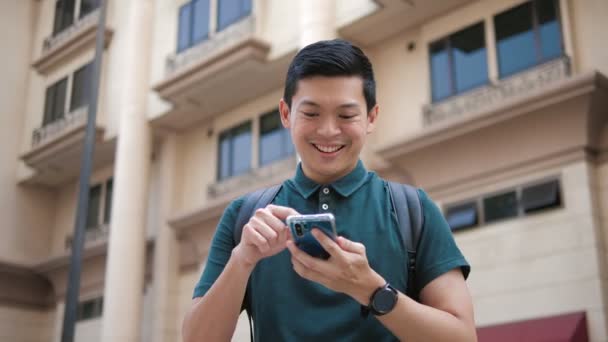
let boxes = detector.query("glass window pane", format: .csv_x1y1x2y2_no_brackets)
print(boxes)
86,184,102,229
52,78,68,123
260,130,283,166
495,2,536,77
44,85,56,126
446,202,478,231
522,180,561,213
218,133,231,180
71,63,92,111
54,0,75,34
192,0,210,44
217,0,252,31
537,0,562,60
429,40,452,102
451,22,488,93
79,0,100,18
484,191,518,223
231,123,251,176
104,178,113,224
177,3,192,52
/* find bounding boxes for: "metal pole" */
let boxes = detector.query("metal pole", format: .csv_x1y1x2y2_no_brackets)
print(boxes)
61,0,108,341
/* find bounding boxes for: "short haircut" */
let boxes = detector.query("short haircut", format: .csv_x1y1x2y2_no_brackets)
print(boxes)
283,39,376,112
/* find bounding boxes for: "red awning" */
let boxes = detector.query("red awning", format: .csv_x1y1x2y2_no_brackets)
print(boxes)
477,312,588,342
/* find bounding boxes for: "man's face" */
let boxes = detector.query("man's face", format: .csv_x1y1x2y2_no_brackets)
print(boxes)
279,76,378,184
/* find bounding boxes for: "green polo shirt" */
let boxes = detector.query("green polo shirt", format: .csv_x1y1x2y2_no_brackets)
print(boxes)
193,160,470,341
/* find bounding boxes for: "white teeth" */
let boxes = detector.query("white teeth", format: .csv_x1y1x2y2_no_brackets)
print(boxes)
314,144,342,153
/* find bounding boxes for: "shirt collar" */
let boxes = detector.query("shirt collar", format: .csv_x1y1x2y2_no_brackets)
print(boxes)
288,160,369,199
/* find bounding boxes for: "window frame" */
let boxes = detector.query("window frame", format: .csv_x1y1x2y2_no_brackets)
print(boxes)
43,77,68,126
217,121,253,181
85,178,113,230
494,0,565,78
258,109,294,167
216,0,252,32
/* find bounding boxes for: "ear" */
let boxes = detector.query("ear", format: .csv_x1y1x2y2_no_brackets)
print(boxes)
279,99,291,129
366,104,379,134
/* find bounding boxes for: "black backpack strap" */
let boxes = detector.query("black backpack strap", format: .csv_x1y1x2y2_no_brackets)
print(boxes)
233,184,282,342
387,181,424,301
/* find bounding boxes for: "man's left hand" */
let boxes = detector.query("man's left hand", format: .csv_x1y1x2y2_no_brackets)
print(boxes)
286,229,386,305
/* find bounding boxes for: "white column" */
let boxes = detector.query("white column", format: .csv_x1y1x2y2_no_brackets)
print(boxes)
151,134,180,342
299,0,337,47
100,0,154,341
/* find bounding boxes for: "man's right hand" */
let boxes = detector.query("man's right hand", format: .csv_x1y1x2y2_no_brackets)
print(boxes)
232,204,299,268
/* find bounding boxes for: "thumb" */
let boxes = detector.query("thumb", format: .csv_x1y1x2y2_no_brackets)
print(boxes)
337,236,366,255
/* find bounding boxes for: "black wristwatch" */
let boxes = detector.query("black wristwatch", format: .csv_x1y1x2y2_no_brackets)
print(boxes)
361,283,398,317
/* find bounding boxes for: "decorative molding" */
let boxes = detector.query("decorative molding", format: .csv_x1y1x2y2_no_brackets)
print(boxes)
32,106,88,149
423,57,571,126
0,262,54,310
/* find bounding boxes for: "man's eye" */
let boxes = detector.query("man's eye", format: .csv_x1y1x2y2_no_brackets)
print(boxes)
339,114,357,119
302,112,318,117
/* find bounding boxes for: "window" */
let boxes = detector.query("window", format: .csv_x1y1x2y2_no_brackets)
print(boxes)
77,297,103,321
177,0,210,52
217,0,252,31
85,178,113,230
218,122,252,180
176,0,252,52
429,22,488,102
522,179,561,213
79,0,100,19
52,0,100,35
70,62,92,111
446,201,478,231
494,0,563,77
484,191,518,223
43,78,68,126
259,110,294,166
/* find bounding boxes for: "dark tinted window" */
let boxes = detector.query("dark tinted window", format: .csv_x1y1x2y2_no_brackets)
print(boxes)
429,22,488,102
217,0,252,31
484,191,518,223
86,184,102,229
495,0,562,77
79,0,100,18
43,78,68,126
104,178,113,224
446,202,478,231
71,62,93,111
53,0,75,35
522,180,561,213
259,110,294,166
77,297,103,321
218,121,252,180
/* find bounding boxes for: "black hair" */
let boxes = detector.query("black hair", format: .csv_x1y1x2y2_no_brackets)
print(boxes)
283,39,376,112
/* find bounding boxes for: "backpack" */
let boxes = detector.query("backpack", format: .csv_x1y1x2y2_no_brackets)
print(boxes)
233,182,424,341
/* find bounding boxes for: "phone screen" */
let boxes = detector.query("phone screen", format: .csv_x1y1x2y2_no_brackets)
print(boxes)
286,213,337,259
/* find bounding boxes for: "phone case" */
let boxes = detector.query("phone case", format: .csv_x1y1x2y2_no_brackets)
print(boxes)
286,213,337,259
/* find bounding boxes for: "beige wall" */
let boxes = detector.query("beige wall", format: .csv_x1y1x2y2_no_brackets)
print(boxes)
449,161,608,340
0,306,54,342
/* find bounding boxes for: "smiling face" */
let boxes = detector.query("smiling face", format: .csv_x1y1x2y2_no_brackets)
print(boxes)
279,76,379,184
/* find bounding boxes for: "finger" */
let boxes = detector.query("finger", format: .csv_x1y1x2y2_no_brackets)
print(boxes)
254,208,289,234
243,224,270,253
291,254,325,284
311,229,344,260
249,216,278,242
336,236,366,255
266,204,300,220
286,240,321,271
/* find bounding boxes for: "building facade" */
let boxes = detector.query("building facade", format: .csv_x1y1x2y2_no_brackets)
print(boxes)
1,0,607,341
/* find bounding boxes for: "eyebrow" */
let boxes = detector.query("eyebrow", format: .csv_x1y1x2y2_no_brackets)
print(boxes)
298,100,361,110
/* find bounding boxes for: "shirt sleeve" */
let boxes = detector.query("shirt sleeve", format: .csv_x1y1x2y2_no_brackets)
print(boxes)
414,189,471,293
192,197,245,298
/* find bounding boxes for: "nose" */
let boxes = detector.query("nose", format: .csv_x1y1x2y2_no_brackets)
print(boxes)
316,116,341,137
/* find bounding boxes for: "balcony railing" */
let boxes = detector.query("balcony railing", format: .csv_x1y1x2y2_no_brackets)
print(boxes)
43,10,100,53
64,223,110,251
423,56,571,126
32,106,88,148
165,15,256,76
208,155,297,198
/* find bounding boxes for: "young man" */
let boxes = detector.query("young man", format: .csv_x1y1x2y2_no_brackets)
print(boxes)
183,39,476,341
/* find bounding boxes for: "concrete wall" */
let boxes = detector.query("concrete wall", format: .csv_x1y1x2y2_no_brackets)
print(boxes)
0,306,55,342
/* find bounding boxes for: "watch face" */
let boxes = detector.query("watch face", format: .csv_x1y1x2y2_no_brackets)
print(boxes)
373,288,397,313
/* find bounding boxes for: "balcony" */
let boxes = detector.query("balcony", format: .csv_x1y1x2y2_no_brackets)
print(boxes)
338,0,475,47
423,57,572,126
64,224,110,251
32,9,113,75
20,107,116,187
153,16,295,131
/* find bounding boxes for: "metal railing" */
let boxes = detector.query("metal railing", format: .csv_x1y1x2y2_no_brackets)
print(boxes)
32,106,88,148
423,56,571,126
64,223,110,251
165,16,256,75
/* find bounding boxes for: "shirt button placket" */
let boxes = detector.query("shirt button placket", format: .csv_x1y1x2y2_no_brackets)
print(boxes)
319,187,331,212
